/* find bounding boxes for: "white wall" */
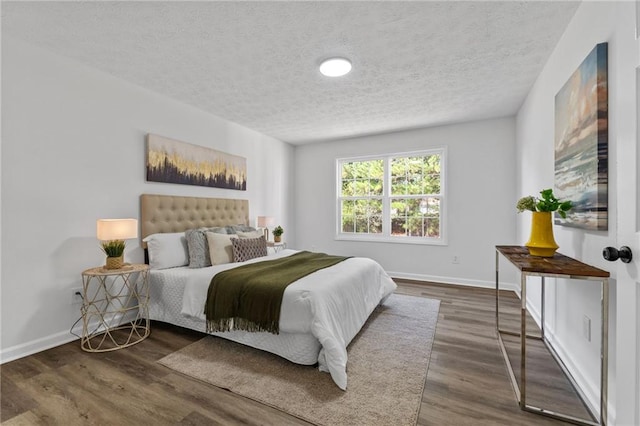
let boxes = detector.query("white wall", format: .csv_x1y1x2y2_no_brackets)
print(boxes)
0,37,294,361
516,1,636,419
294,117,517,287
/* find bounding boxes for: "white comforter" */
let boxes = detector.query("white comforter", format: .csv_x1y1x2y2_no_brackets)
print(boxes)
181,249,397,389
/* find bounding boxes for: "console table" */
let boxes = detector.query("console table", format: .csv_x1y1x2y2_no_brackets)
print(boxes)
495,246,609,426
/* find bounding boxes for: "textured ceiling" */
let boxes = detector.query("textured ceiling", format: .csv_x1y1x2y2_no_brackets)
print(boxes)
2,1,579,145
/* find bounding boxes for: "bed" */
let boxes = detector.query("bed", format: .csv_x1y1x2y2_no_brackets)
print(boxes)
140,194,397,389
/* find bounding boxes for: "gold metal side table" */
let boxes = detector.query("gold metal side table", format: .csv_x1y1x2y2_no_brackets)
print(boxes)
80,263,150,352
267,241,287,253
495,246,609,426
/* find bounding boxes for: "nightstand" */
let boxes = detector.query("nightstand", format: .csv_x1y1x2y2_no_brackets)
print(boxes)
80,263,150,352
267,241,287,253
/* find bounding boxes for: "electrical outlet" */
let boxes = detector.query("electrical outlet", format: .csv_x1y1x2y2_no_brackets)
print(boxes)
583,315,591,342
452,255,460,264
71,287,83,305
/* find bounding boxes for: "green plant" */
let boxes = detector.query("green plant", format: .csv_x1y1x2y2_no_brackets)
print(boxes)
101,239,126,257
516,188,573,218
272,226,284,237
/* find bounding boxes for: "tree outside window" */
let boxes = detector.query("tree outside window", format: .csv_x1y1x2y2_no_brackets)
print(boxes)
337,150,444,243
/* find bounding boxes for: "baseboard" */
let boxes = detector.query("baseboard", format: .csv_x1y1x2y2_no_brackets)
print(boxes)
393,273,608,421
0,310,139,364
388,271,519,292
524,297,606,421
0,329,80,364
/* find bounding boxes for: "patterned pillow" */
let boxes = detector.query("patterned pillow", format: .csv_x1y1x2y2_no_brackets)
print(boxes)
231,236,268,263
185,227,228,268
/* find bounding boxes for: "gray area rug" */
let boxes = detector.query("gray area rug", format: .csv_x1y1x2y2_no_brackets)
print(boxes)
158,293,440,426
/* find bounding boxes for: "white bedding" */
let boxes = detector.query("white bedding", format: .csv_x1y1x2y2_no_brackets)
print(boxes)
181,249,397,389
148,264,322,365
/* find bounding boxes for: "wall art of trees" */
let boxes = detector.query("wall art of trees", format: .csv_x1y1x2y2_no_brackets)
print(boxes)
146,134,246,191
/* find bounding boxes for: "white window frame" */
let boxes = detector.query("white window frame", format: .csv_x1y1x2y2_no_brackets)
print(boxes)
335,148,447,245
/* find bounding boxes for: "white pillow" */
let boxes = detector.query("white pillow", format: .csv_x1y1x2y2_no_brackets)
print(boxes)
237,230,264,239
143,232,189,270
206,232,238,265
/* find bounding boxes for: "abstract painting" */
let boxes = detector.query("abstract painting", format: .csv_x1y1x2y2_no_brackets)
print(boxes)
554,43,608,230
146,134,246,191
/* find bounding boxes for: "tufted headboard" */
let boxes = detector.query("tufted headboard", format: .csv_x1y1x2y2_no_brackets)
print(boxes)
140,194,249,248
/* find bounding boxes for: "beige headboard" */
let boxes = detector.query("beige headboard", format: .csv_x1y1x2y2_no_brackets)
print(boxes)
140,194,249,247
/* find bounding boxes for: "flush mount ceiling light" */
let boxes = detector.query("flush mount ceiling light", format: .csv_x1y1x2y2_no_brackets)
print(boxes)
319,57,352,77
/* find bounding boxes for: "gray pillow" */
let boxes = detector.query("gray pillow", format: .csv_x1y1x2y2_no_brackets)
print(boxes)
228,224,257,234
185,227,228,268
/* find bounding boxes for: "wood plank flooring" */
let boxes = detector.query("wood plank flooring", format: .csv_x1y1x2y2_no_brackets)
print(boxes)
397,281,588,425
1,281,582,425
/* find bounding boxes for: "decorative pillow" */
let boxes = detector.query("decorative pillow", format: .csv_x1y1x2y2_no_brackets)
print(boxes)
185,227,228,268
231,236,268,263
205,232,238,265
237,230,264,239
143,232,189,270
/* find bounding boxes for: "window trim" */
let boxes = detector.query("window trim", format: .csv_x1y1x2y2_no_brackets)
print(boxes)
335,148,447,246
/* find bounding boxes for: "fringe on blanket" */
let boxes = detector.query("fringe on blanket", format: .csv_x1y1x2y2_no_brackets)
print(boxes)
206,317,280,335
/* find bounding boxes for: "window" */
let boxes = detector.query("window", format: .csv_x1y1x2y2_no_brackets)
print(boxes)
337,149,445,244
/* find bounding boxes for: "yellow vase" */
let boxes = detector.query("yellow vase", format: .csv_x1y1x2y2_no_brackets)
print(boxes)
525,211,559,257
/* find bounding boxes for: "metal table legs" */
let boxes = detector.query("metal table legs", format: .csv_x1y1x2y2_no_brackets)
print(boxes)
495,250,608,426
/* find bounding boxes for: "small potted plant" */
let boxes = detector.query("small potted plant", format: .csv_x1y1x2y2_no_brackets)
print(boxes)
101,240,126,269
272,225,284,243
517,188,572,257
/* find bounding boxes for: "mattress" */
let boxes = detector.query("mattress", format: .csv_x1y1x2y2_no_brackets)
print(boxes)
148,263,321,365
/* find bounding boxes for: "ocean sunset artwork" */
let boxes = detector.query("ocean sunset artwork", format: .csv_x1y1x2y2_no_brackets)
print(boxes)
146,134,247,191
554,43,608,230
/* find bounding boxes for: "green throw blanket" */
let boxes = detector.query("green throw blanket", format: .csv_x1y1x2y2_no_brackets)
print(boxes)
205,251,351,334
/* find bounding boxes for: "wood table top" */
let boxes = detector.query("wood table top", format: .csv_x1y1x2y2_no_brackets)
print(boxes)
496,245,610,278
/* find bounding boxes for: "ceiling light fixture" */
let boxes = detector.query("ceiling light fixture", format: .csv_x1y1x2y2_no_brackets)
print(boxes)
319,57,352,77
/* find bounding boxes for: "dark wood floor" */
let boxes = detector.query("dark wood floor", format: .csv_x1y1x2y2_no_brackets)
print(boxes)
1,281,583,425
397,281,588,426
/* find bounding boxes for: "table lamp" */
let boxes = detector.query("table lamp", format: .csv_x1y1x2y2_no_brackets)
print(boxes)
97,218,138,269
257,216,275,241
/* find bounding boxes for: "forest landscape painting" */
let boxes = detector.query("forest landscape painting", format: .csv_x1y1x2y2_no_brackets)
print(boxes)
554,43,608,230
146,134,246,191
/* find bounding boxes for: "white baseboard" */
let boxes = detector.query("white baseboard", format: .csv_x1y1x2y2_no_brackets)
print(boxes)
391,272,613,421
493,282,615,423
1,272,514,363
524,296,610,422
388,271,519,293
0,329,80,364
0,310,139,364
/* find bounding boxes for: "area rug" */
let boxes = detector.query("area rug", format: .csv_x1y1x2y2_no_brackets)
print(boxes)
158,293,440,426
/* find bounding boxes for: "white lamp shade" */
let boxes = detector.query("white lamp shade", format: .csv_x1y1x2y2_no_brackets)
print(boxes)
257,216,275,228
97,219,138,241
